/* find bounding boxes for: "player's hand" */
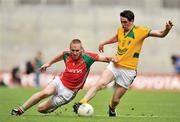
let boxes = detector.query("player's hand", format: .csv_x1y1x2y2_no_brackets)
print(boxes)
111,57,119,63
99,43,104,53
106,57,119,63
166,21,174,30
40,63,51,72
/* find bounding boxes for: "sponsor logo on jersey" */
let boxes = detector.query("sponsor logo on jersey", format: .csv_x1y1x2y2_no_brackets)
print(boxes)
66,68,82,73
117,47,128,55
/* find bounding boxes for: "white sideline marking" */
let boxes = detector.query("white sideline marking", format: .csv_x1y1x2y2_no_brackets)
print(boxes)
2,113,177,119
95,114,162,118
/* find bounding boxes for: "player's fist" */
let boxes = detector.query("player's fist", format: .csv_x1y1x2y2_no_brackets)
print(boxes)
98,43,104,53
105,56,119,63
166,21,173,30
111,57,119,63
40,63,51,72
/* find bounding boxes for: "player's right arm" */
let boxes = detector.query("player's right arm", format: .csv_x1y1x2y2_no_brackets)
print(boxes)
99,34,118,53
40,52,64,72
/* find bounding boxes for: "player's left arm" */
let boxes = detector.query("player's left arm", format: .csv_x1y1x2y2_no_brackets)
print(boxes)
148,21,174,38
98,55,119,63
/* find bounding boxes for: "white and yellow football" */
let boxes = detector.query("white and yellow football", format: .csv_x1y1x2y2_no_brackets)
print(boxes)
77,103,94,117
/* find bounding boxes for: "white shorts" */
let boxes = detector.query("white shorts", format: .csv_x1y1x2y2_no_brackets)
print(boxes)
107,62,137,89
50,76,77,107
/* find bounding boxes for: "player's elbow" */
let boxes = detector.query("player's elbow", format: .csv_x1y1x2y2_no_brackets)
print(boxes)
159,34,166,38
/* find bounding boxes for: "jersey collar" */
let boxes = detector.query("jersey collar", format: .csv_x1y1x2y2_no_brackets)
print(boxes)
124,26,135,39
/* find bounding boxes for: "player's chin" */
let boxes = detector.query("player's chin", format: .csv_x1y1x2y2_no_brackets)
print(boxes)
123,27,128,31
73,56,78,60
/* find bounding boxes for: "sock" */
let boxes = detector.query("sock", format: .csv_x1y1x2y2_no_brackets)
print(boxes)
109,104,115,111
79,98,88,103
19,106,25,112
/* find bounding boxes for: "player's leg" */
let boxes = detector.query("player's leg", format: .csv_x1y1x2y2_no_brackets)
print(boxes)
111,84,127,109
22,82,56,110
73,68,115,113
11,79,56,116
109,84,127,116
37,77,77,114
82,69,115,103
37,98,57,113
108,68,137,117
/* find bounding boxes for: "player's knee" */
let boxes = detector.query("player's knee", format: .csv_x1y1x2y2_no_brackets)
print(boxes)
37,105,47,113
96,82,107,90
38,109,47,114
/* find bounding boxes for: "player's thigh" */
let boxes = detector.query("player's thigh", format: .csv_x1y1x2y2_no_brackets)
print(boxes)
97,69,115,86
40,80,57,97
51,82,77,107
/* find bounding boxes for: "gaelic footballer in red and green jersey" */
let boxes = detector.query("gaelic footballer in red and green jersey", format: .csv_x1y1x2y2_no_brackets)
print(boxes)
59,51,99,91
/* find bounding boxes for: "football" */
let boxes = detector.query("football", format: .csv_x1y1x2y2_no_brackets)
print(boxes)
77,103,94,117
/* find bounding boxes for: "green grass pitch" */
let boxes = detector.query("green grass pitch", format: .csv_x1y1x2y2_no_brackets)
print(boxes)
0,87,180,122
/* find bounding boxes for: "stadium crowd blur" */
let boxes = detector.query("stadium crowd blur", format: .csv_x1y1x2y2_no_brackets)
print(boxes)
0,51,44,87
25,51,44,86
171,54,180,74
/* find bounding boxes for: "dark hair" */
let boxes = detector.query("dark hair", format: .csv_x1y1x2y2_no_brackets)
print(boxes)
120,10,135,21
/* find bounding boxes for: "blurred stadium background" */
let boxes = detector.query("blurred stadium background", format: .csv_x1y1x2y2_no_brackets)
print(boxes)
0,0,180,73
0,0,180,87
0,1,180,122
0,0,180,72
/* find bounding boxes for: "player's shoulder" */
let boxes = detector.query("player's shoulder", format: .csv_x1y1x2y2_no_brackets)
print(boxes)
82,51,99,60
134,25,151,34
63,50,71,55
135,25,150,30
83,51,97,56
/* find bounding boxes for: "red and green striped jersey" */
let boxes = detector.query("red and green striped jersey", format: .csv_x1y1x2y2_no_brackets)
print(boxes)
59,51,99,91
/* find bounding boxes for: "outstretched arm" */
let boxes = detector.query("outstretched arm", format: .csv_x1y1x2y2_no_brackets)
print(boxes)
99,34,118,53
40,52,64,72
98,55,119,63
148,21,173,38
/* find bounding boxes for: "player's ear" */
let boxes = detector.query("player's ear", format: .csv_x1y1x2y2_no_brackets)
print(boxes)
81,46,85,52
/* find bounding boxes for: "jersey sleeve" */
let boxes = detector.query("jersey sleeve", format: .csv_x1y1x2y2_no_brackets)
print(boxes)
84,51,100,61
140,26,151,37
62,50,70,62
